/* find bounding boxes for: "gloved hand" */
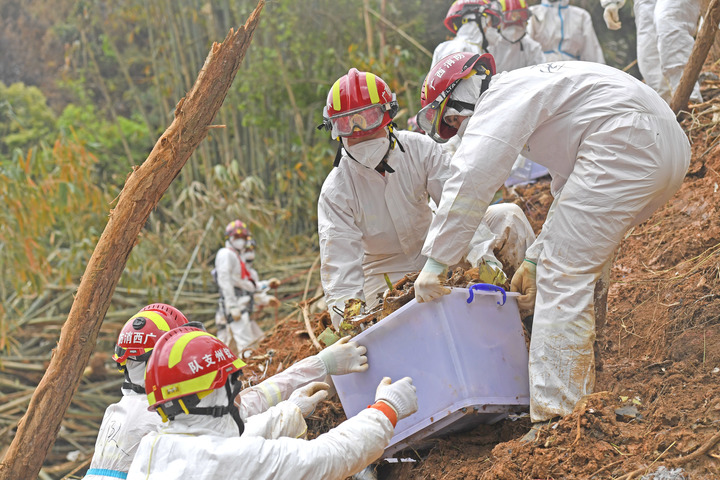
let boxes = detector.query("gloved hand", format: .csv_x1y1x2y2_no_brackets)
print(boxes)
603,2,622,30
229,307,243,321
328,298,364,330
414,258,451,303
317,336,368,375
267,277,281,289
375,377,418,421
288,382,330,417
510,259,537,312
265,295,281,308
478,260,508,286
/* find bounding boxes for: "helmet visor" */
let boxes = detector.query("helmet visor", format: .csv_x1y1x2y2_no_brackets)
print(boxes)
329,104,386,138
416,96,455,144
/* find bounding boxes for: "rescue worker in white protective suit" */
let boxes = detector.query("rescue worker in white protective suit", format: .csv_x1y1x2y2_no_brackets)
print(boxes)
317,68,536,329
128,327,418,480
433,0,545,72
414,52,690,435
528,0,605,63
601,0,702,104
86,304,369,479
84,304,188,480
214,220,280,356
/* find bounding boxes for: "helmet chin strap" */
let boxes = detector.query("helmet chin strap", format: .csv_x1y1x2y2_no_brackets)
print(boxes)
122,367,146,394
472,15,490,54
158,374,245,436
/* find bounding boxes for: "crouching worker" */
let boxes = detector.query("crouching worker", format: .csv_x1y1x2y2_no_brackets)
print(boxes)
84,304,189,480
128,327,418,480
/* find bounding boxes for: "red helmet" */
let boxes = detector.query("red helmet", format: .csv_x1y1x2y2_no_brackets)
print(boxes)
497,0,529,26
112,306,188,367
417,52,496,143
444,0,501,34
139,303,188,327
224,219,249,239
321,68,398,139
145,327,246,415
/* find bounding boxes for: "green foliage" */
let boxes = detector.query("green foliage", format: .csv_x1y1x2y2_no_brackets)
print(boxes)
0,82,57,156
57,103,149,183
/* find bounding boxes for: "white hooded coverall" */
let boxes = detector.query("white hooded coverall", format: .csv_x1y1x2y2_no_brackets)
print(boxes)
318,130,535,320
528,0,605,63
432,21,546,73
127,407,394,480
422,61,690,422
85,359,318,479
214,241,265,353
612,0,702,103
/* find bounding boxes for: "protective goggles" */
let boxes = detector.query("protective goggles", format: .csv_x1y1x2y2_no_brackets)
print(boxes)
113,344,152,366
416,80,469,144
501,9,529,26
323,96,397,138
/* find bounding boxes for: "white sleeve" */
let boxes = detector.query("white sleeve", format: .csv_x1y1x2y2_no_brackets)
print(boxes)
242,401,308,440
422,84,544,266
237,356,328,419
215,248,239,311
318,177,366,308
580,11,605,63
128,409,394,480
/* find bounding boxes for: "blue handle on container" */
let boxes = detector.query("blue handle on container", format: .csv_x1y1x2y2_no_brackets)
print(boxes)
466,283,507,306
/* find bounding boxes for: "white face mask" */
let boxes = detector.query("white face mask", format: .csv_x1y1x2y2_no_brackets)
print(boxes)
230,238,246,251
456,117,471,139
126,359,146,389
342,134,391,170
243,250,256,264
501,25,526,44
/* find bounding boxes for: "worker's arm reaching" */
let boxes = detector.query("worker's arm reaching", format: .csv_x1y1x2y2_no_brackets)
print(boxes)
318,180,367,328
236,336,368,419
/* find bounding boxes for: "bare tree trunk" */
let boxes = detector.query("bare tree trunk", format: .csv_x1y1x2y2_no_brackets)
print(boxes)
701,0,720,62
0,2,265,479
671,0,720,114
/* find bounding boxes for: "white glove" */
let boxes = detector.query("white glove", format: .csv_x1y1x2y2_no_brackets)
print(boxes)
265,295,281,308
288,382,330,417
229,307,243,321
510,259,537,312
414,258,451,303
603,3,621,30
317,336,368,375
375,377,418,421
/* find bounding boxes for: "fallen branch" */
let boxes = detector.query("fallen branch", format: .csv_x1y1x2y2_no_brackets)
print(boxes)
669,429,720,467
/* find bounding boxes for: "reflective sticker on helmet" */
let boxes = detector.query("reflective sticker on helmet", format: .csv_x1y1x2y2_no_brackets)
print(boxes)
130,311,170,332
331,78,342,111
168,330,213,368
365,72,380,104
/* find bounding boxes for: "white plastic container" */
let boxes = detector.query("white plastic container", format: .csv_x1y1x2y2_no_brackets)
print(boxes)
332,285,530,456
